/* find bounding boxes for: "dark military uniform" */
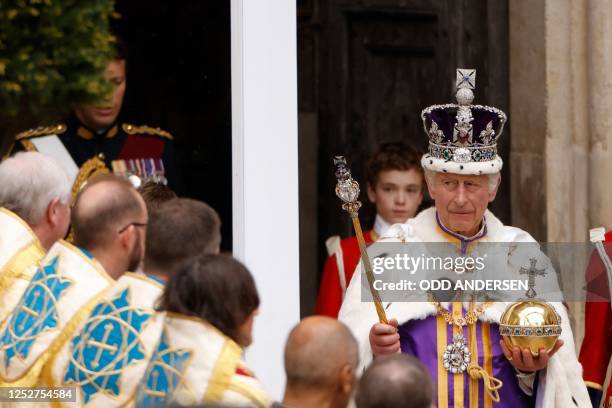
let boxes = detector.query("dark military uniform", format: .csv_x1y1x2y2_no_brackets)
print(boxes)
8,115,177,190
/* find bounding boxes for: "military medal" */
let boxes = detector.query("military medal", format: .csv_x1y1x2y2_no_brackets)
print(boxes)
111,157,168,186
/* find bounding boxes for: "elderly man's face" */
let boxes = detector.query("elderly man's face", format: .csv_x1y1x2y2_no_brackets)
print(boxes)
427,172,499,236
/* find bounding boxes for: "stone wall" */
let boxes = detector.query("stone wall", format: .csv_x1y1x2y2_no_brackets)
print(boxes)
510,0,612,351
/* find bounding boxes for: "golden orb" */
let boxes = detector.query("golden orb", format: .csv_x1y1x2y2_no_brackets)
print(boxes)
499,300,561,356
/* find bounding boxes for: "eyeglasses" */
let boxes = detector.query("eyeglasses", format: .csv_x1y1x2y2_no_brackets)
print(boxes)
118,222,148,234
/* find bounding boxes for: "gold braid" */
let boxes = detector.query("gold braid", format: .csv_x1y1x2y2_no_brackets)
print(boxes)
70,156,110,204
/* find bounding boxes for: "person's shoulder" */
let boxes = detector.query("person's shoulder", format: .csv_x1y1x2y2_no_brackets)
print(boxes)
484,209,537,243
121,123,174,141
378,208,434,242
5,123,68,156
15,124,68,141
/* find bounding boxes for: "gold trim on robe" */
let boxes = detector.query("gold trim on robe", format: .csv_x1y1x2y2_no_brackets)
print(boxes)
132,313,270,408
0,240,114,386
0,208,46,324
41,272,165,407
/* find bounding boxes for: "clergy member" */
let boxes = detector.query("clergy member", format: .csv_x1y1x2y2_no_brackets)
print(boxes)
0,175,146,386
0,152,71,321
133,254,270,407
42,198,221,406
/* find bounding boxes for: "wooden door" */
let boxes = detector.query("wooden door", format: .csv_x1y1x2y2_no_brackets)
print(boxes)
298,0,510,315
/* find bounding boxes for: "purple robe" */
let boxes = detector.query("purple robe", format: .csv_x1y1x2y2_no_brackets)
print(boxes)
399,312,532,407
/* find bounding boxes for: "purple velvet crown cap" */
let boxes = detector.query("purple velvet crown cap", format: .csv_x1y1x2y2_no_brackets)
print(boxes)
422,106,505,147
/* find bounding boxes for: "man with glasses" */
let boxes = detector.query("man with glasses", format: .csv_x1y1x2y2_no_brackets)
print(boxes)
0,174,148,387
42,197,222,406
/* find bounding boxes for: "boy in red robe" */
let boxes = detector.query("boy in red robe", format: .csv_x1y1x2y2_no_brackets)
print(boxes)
315,142,424,317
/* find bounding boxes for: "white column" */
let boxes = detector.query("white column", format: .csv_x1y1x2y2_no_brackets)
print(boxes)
231,0,300,400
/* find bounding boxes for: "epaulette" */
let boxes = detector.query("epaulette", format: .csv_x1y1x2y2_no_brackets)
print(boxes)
122,123,173,140
15,124,67,140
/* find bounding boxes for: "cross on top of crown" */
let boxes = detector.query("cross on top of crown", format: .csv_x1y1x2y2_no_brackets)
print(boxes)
456,69,476,90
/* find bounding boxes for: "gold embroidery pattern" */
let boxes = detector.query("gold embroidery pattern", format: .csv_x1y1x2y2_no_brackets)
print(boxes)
0,241,44,294
135,326,195,406
0,254,75,386
106,125,118,139
62,287,154,402
70,156,110,204
203,338,242,402
16,124,67,140
226,380,270,408
76,127,94,140
122,124,173,140
20,139,36,152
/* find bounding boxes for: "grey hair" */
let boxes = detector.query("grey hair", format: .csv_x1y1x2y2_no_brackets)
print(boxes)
0,152,71,225
423,168,500,192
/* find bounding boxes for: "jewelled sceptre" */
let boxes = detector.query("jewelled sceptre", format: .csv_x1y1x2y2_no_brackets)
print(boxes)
333,156,388,324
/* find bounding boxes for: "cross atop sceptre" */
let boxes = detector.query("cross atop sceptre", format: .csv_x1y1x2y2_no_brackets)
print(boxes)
333,156,388,324
519,258,547,299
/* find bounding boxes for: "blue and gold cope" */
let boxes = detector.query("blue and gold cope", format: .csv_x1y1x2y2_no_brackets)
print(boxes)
134,330,192,407
0,256,72,368
63,287,152,403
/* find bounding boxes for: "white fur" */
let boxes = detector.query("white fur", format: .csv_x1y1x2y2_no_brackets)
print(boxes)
421,153,503,175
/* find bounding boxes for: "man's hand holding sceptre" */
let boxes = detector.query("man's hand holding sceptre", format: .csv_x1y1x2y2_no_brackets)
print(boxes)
333,157,400,356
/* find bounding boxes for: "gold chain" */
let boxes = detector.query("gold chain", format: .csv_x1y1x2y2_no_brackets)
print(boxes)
432,301,491,327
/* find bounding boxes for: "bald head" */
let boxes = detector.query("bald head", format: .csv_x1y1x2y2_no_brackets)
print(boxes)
72,174,146,251
284,316,358,389
355,354,433,408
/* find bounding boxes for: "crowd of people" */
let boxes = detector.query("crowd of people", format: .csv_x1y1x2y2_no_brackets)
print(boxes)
0,60,609,408
0,151,435,407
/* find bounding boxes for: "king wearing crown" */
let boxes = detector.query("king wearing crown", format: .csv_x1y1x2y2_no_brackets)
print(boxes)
339,69,590,407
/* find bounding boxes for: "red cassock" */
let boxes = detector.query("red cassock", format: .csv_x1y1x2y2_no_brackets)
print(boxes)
315,230,377,318
579,231,612,408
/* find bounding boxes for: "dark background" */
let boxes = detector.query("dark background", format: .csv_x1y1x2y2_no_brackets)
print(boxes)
114,0,233,251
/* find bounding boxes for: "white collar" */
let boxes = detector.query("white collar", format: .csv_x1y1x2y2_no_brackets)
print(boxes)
373,214,392,236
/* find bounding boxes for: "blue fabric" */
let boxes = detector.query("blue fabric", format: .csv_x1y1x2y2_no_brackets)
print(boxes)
0,256,72,368
134,331,192,407
64,288,152,402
